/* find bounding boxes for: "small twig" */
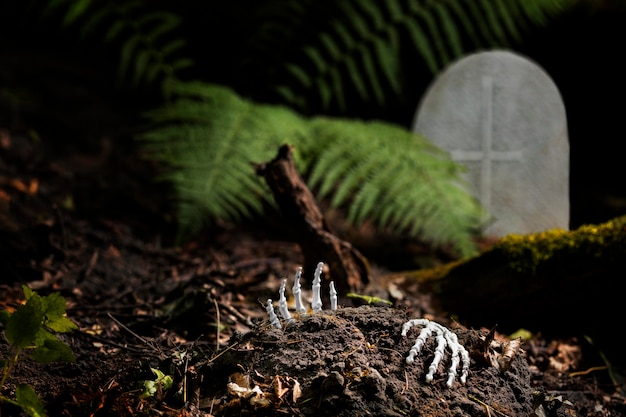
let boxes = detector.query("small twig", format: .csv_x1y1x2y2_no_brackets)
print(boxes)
569,366,608,377
467,395,510,417
212,296,221,352
206,342,240,364
221,302,252,324
182,350,190,404
107,313,160,352
402,369,409,394
83,332,146,354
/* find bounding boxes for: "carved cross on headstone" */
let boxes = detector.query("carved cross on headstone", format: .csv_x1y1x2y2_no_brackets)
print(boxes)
413,50,569,237
449,76,523,225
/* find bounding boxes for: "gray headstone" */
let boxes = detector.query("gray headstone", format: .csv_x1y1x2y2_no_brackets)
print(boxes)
412,50,569,237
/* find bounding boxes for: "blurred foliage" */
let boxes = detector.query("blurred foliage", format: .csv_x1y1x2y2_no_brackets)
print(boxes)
3,0,603,258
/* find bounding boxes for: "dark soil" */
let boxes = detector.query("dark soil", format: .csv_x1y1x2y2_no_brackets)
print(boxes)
2,106,626,417
208,305,535,417
1,31,626,417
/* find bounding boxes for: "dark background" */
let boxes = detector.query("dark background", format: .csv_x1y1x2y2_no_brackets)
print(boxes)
1,1,625,232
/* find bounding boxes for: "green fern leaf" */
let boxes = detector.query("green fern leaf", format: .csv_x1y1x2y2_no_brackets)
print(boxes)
444,0,482,48
170,58,193,71
304,46,326,73
104,18,125,43
433,2,464,58
345,54,371,101
285,64,313,89
140,80,483,255
160,38,185,58
350,158,408,226
265,0,577,114
320,32,341,60
330,149,382,208
40,0,188,88
133,49,151,86
139,81,311,240
403,16,439,73
492,0,523,43
305,117,484,257
143,12,180,41
481,0,509,43
410,3,450,69
308,138,361,198
63,0,92,25
359,45,386,106
81,7,113,39
119,34,141,81
374,34,402,96
384,0,404,21
328,67,346,111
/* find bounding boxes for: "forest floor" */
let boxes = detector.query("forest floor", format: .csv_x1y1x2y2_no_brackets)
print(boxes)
1,44,626,417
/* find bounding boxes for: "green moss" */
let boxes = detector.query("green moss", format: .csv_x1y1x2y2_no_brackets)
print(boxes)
409,259,466,284
493,215,626,273
398,215,626,286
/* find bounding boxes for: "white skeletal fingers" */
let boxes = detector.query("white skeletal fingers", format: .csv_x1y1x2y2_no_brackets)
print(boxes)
266,299,281,329
266,262,336,328
402,319,470,387
266,265,470,388
278,279,294,324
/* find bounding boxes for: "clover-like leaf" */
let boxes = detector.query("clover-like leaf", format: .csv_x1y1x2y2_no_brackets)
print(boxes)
5,296,44,349
45,315,78,333
32,290,78,333
41,292,68,320
31,331,76,363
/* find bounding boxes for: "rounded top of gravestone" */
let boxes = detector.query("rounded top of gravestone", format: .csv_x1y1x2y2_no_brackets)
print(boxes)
412,49,566,153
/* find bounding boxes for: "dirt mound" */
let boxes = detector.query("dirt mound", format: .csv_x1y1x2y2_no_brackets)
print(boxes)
206,306,534,416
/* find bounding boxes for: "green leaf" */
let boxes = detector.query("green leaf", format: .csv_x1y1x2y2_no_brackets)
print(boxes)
104,19,125,43
347,293,392,305
151,367,165,380
15,384,47,417
132,49,151,86
40,292,77,333
142,368,173,398
142,380,158,398
170,58,194,71
40,292,66,322
22,285,35,300
31,332,76,363
119,35,141,80
45,316,78,333
80,7,110,39
161,39,186,58
63,0,92,26
5,296,43,349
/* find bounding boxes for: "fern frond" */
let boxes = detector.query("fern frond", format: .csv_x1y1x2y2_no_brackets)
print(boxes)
269,0,577,114
39,0,190,88
139,80,483,256
304,118,484,257
138,81,311,240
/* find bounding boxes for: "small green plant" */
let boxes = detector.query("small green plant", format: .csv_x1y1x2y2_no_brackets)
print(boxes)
0,286,78,417
347,293,393,306
141,367,173,399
